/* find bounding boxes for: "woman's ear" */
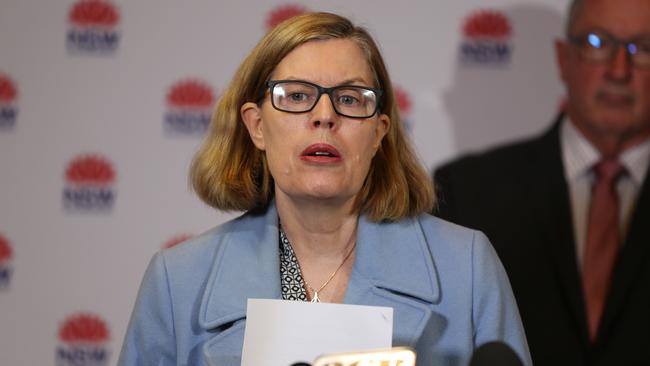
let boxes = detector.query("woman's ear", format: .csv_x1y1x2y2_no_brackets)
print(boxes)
374,113,391,149
241,102,266,150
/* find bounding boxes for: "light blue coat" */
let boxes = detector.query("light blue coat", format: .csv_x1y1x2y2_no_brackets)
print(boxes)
118,203,531,366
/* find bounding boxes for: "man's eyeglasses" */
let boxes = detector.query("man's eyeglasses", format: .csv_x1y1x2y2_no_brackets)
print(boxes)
263,80,382,119
568,31,650,67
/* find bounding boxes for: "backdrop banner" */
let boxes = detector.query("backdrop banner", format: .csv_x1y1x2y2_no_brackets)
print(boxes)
0,1,567,364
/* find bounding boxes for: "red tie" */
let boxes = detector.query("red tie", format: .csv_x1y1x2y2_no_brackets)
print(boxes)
583,159,625,341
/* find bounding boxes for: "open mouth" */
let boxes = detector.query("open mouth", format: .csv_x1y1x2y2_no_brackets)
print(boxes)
301,144,341,161
309,151,336,157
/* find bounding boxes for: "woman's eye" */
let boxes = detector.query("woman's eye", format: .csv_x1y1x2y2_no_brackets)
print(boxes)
338,95,359,105
288,93,308,102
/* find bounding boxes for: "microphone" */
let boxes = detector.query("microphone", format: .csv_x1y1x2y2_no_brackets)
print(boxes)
311,347,416,366
469,341,523,366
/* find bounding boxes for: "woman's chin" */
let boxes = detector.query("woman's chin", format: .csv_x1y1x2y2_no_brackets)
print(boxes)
287,187,356,205
275,179,360,205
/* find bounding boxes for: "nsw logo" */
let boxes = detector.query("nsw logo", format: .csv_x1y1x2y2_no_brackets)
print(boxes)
56,313,111,366
394,85,413,134
67,0,121,54
164,79,215,135
162,233,194,249
460,10,512,65
265,4,308,31
0,73,18,130
63,154,116,211
0,233,13,289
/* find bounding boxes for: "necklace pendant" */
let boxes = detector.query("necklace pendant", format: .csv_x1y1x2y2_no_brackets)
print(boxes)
311,290,320,303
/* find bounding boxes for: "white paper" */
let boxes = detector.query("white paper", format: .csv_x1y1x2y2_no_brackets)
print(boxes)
241,299,393,366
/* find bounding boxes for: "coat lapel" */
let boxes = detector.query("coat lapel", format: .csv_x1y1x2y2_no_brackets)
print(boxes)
198,207,282,366
344,215,440,349
196,204,443,365
525,119,650,346
524,119,590,344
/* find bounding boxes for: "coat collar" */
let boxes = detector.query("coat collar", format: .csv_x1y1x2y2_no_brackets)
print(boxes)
346,214,440,304
344,214,440,348
529,116,650,346
198,202,440,352
523,116,590,343
198,207,282,330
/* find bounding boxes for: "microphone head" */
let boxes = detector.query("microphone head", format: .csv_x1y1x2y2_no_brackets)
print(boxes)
469,341,523,366
312,347,415,366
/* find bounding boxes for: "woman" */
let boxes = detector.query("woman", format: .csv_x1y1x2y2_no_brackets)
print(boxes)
119,12,531,366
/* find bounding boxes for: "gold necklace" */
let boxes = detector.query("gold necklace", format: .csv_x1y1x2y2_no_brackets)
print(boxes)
305,235,356,303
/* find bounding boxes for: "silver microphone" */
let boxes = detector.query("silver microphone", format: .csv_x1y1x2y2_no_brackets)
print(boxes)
311,347,416,366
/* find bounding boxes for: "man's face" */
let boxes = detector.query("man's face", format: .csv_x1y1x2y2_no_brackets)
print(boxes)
556,0,650,153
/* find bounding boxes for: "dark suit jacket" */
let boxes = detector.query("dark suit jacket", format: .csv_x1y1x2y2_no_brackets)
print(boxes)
434,117,650,366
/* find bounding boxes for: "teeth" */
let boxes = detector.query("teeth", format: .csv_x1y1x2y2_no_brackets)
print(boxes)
314,151,332,156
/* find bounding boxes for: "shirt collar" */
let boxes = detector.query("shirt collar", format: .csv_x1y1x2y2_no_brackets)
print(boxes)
561,116,650,186
622,137,650,186
561,117,599,182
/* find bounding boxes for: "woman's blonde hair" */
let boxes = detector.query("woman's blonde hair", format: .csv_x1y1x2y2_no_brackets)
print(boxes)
190,12,434,221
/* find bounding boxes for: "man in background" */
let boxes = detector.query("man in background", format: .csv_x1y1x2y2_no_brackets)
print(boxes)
434,0,650,365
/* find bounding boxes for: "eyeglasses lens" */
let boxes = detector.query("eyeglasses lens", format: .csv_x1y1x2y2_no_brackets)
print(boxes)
271,81,378,118
578,32,650,67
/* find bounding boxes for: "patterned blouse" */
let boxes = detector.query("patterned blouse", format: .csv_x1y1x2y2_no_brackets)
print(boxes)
279,228,309,301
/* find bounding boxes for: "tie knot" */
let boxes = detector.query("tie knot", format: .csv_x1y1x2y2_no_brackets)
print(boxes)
593,159,625,183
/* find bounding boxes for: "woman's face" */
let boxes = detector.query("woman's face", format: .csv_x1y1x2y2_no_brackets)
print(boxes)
241,38,390,208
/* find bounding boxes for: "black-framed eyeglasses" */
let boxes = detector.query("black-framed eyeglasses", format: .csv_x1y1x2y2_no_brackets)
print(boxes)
568,31,650,67
263,80,383,119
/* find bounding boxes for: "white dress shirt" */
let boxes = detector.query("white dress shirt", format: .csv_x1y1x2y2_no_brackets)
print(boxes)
561,118,650,268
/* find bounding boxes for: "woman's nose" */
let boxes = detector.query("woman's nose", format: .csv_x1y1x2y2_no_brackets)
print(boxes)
310,94,338,129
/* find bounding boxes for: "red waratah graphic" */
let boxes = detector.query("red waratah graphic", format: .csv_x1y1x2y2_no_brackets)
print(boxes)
394,86,412,116
0,234,12,263
69,0,120,28
0,74,18,103
463,10,512,39
163,234,194,249
167,80,215,109
59,313,110,344
65,155,116,185
266,4,308,31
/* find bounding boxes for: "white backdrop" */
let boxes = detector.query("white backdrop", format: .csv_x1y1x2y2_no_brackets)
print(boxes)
0,0,567,364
